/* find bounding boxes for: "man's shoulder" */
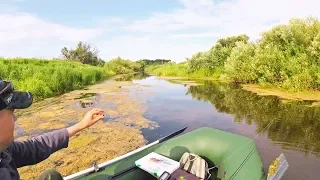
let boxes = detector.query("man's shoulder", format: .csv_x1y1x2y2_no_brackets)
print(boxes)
7,141,17,152
4,143,14,154
6,140,24,154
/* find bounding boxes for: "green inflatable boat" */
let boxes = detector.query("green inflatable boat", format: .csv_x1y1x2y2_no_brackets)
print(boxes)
64,127,266,180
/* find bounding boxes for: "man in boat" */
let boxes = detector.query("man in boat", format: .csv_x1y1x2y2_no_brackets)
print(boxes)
0,79,106,180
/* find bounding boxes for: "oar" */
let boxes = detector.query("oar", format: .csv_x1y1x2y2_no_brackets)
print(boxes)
64,126,188,180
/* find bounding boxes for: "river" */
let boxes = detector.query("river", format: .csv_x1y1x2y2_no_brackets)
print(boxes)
120,74,320,180
17,73,320,180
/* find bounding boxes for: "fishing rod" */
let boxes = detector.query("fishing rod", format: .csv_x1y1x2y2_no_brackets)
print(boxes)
205,119,276,175
205,119,288,180
64,126,188,180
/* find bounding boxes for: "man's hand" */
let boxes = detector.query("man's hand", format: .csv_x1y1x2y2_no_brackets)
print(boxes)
78,108,105,129
67,108,105,137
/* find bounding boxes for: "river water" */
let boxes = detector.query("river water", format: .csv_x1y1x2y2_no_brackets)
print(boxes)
118,74,320,180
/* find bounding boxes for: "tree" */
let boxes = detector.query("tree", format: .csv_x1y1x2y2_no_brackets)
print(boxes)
187,34,250,72
61,42,104,66
224,42,258,83
104,57,143,74
216,34,249,48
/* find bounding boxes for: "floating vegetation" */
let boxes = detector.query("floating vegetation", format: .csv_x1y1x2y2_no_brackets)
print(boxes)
16,76,157,180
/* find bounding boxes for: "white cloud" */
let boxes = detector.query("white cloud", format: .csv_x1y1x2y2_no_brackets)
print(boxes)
1,0,320,61
124,0,320,37
170,32,219,38
180,0,215,8
96,35,209,61
0,13,104,43
98,0,320,61
0,12,104,58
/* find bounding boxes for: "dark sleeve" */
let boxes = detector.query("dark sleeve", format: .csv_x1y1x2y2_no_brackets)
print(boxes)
9,128,69,168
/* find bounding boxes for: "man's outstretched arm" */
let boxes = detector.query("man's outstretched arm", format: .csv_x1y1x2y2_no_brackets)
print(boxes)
9,108,105,168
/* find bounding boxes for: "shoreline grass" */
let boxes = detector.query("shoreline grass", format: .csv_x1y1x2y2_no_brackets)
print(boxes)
0,58,113,100
0,58,143,100
146,64,320,102
242,84,320,102
145,63,223,80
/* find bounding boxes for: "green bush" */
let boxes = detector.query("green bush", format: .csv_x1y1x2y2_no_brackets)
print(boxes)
61,42,105,66
224,42,258,83
187,34,249,74
147,17,320,91
104,57,143,74
225,17,320,91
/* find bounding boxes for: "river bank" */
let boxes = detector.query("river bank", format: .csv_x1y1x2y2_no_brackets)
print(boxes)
242,84,320,105
0,58,144,100
148,74,320,105
15,74,320,180
16,75,157,180
144,17,320,100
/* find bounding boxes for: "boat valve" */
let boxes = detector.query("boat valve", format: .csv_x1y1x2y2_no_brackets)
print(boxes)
92,161,99,172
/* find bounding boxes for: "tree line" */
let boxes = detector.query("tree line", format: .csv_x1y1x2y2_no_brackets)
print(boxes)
0,40,172,99
147,17,320,91
60,42,171,68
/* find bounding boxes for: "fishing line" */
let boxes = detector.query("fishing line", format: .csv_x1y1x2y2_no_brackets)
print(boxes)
207,118,276,172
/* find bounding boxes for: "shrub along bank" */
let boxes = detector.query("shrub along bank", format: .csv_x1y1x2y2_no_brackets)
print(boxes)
146,17,320,92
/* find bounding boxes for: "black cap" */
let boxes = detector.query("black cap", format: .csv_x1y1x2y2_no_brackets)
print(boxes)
0,79,33,111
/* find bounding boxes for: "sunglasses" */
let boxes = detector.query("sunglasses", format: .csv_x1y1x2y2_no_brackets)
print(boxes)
0,81,14,96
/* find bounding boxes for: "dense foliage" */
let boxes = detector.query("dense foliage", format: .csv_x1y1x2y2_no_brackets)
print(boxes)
147,17,320,91
225,17,320,90
61,42,105,66
188,34,249,72
104,57,144,74
0,58,113,99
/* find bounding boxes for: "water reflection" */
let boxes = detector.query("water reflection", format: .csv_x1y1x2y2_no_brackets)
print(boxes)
186,81,320,157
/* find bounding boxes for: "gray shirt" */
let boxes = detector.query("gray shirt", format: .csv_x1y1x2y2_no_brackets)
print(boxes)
0,129,69,180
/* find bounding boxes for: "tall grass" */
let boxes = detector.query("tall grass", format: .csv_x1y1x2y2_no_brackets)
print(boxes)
145,63,188,76
145,63,222,79
0,58,114,99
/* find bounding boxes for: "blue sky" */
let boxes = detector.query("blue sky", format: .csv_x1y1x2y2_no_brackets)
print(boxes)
1,0,320,61
12,0,182,27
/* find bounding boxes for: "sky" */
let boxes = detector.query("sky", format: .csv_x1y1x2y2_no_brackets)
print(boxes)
1,0,320,62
